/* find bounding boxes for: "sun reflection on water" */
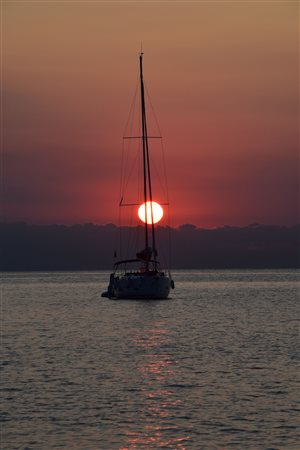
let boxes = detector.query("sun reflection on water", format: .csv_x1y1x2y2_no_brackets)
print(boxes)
120,322,190,449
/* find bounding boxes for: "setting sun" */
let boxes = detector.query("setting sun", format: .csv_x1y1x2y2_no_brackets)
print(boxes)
138,201,163,224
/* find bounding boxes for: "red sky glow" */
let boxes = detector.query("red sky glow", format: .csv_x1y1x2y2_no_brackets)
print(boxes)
3,2,299,227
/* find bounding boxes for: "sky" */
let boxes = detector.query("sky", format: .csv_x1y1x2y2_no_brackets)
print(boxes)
2,1,299,228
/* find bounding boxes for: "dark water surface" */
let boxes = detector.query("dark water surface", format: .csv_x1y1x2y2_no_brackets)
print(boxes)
1,270,299,449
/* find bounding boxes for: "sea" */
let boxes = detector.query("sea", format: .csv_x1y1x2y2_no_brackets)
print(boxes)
1,270,299,450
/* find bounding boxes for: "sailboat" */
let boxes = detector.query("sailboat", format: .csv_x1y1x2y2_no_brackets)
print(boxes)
102,53,175,299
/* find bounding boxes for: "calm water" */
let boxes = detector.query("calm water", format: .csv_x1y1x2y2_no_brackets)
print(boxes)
1,270,299,449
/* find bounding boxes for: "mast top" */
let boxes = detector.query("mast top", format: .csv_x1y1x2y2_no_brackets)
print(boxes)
139,51,144,82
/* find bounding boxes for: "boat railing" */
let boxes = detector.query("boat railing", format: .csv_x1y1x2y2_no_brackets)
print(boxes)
113,258,166,275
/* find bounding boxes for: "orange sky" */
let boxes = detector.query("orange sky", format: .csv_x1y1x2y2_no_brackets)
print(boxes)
3,1,299,227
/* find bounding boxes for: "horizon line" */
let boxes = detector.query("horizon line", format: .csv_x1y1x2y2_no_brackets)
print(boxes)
1,221,299,229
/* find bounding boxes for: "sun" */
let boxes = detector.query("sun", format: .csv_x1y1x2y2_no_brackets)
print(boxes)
138,201,164,224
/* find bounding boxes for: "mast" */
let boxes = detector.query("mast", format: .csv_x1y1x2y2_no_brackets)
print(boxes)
139,53,149,253
139,53,157,266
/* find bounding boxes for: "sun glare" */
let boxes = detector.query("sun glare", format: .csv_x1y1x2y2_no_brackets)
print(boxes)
138,201,163,224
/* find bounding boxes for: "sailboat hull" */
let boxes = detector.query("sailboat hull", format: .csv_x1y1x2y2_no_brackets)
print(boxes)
107,273,171,299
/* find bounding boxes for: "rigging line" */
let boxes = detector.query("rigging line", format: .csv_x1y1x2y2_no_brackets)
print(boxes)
149,151,168,200
121,136,134,199
123,76,139,137
127,83,139,148
145,133,157,257
138,92,142,203
121,77,139,196
144,83,170,205
116,143,123,259
117,86,139,258
144,83,163,138
121,140,130,198
125,213,133,261
160,139,170,204
144,103,157,260
117,172,123,260
121,144,141,202
125,200,136,261
137,137,142,211
133,223,141,257
155,228,165,265
118,202,122,259
166,204,173,274
123,91,143,206
119,139,125,203
121,87,141,198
